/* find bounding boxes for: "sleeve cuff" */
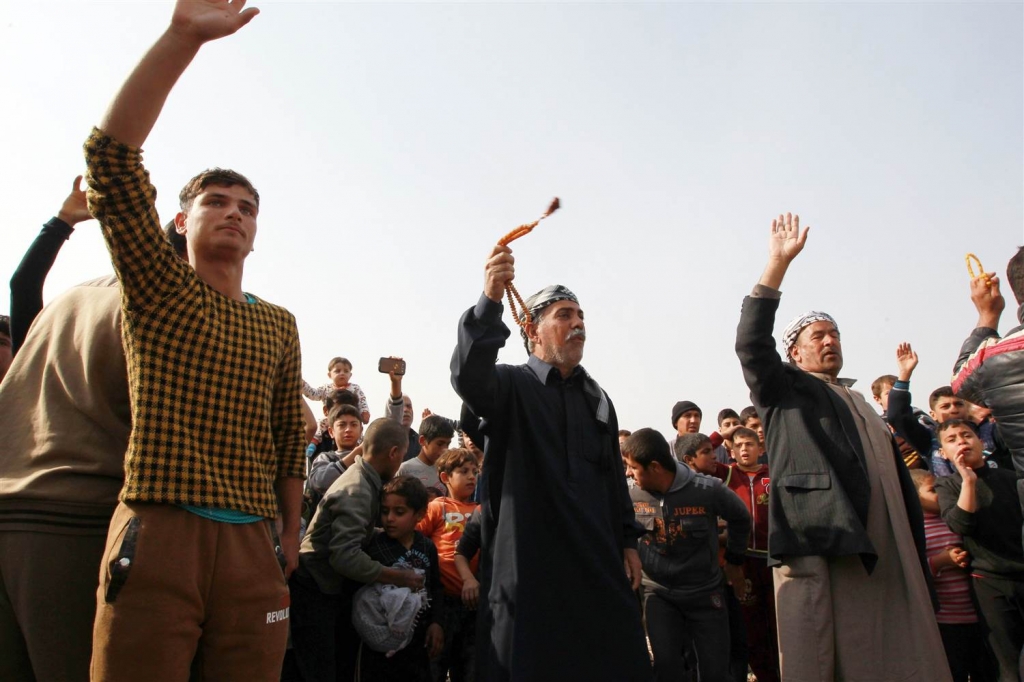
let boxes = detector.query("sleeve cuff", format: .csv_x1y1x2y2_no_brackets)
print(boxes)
474,293,504,323
750,284,782,299
43,217,75,239
893,380,910,391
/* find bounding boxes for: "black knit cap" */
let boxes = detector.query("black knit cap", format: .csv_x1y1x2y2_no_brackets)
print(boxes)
671,400,702,428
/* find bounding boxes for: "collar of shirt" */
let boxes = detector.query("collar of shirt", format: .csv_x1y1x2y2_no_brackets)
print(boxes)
525,354,611,425
527,354,582,385
808,371,857,388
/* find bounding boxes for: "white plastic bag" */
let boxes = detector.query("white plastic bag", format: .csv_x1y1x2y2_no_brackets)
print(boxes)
352,571,428,656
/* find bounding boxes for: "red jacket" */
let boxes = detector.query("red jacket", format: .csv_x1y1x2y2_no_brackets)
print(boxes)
727,464,770,557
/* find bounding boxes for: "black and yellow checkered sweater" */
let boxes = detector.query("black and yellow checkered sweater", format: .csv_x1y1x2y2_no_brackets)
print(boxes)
84,129,305,518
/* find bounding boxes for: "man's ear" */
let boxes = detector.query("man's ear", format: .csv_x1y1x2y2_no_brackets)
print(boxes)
418,435,427,447
174,211,188,235
525,320,541,347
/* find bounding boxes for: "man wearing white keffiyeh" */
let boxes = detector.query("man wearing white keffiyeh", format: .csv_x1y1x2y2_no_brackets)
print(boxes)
735,213,951,682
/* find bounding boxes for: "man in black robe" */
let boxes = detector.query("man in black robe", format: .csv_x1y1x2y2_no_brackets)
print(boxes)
451,244,652,681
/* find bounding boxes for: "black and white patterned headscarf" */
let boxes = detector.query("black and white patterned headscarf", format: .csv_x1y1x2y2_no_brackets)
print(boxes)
518,285,579,352
782,310,839,361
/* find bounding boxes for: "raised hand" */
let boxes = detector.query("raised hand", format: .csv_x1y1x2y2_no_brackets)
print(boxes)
57,175,92,226
970,273,1005,329
895,342,919,381
484,244,515,303
170,0,259,45
767,213,809,263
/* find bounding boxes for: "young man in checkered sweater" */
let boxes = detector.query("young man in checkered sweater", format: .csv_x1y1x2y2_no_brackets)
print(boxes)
84,2,306,679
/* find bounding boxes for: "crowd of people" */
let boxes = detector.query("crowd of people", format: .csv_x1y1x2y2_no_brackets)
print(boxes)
1,2,1023,682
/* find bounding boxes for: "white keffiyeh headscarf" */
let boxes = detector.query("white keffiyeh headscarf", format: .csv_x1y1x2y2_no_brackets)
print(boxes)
782,311,839,361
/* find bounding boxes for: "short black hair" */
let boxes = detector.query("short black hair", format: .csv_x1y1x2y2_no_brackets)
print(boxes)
1007,246,1024,306
673,433,712,461
364,418,408,458
327,404,361,428
163,220,188,259
0,314,9,339
419,415,455,442
382,475,429,513
717,408,739,426
936,418,972,436
929,386,962,411
623,428,676,471
739,406,759,424
324,389,359,411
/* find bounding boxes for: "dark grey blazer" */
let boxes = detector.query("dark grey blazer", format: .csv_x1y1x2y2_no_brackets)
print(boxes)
736,294,928,576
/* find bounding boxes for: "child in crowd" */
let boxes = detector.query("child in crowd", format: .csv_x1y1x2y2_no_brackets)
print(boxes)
304,356,371,423
308,405,364,497
291,419,424,682
674,432,731,483
307,389,360,459
711,408,742,464
623,428,751,682
871,373,928,470
909,468,995,682
935,419,1024,680
726,427,780,682
888,342,1011,474
416,448,481,682
356,476,445,682
397,416,455,499
738,405,764,447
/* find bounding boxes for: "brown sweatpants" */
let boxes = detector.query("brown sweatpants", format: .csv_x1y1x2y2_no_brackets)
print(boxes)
91,502,289,682
0,530,107,682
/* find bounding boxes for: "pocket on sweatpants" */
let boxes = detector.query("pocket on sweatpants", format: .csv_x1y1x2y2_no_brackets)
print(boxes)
102,514,141,603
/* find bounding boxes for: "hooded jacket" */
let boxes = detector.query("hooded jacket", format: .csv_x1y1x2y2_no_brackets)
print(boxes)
630,460,750,597
726,464,771,557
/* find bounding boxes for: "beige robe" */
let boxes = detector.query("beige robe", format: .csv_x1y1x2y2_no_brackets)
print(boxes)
773,378,951,682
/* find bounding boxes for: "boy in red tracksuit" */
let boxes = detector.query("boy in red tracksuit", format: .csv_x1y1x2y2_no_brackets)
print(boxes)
727,427,780,682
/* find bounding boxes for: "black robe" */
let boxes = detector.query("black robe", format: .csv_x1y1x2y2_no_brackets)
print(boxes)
451,294,652,682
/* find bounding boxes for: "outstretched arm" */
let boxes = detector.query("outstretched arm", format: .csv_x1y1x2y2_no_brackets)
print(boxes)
736,213,809,407
99,0,258,148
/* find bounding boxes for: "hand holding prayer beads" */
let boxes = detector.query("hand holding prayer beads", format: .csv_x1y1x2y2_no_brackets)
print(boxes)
966,253,991,286
496,198,560,328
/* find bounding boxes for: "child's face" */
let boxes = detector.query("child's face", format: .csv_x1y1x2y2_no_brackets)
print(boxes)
916,475,940,515
733,435,763,468
328,363,352,388
381,493,424,541
719,416,741,432
624,455,655,492
419,437,452,464
743,417,764,444
442,461,479,501
873,382,894,412
939,424,985,469
328,415,363,450
931,396,968,423
687,443,717,476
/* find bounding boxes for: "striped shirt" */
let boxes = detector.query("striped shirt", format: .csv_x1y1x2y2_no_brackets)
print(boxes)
923,512,977,624
84,129,306,517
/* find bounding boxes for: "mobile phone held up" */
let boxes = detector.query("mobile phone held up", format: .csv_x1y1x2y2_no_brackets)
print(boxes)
378,357,406,376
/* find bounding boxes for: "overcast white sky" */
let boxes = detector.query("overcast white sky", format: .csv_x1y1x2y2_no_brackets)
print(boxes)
1,1,1021,439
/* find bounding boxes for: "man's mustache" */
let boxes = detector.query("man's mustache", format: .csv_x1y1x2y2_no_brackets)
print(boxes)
566,329,586,342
